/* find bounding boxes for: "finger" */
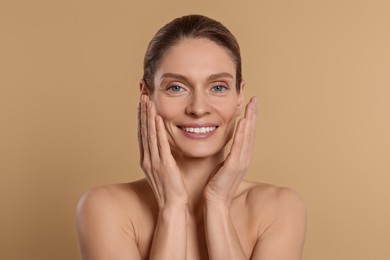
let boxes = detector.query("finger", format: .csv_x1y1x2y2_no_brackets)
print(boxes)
140,96,158,193
237,98,255,160
140,95,151,166
248,97,258,147
137,100,144,163
231,97,257,158
241,97,258,163
219,118,246,188
227,117,246,163
147,98,161,165
155,115,172,161
247,97,258,146
146,98,164,198
244,96,255,119
228,98,254,167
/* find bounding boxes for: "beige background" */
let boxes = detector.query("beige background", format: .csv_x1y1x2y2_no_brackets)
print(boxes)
1,0,389,259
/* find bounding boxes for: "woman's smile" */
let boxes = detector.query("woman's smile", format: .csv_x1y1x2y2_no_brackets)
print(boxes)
177,123,219,139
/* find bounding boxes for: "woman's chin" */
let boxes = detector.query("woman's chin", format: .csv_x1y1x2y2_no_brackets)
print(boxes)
172,146,224,160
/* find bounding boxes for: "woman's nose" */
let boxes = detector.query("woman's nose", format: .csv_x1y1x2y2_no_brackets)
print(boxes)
185,92,211,117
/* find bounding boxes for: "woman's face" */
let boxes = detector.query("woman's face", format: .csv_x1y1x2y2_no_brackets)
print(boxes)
149,38,244,158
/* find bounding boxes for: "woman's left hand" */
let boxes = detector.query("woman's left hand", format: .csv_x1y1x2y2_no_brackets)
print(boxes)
204,96,258,205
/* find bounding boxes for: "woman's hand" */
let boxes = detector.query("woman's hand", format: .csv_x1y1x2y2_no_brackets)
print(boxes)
138,95,188,209
204,96,258,205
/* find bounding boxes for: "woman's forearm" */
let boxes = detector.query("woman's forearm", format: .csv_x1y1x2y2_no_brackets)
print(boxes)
204,201,248,260
149,205,188,260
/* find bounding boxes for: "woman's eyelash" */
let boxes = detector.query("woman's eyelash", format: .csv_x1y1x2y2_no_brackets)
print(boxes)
211,85,228,92
164,84,229,93
166,85,184,92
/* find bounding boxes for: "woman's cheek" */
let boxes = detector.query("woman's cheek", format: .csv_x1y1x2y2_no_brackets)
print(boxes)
156,95,188,117
155,103,177,121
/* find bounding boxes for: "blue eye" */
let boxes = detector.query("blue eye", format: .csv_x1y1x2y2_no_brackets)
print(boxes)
212,85,227,92
167,85,184,92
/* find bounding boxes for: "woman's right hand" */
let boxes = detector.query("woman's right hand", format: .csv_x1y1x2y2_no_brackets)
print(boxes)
138,95,188,209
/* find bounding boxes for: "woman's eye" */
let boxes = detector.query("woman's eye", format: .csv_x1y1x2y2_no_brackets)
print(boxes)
167,85,184,92
211,85,227,92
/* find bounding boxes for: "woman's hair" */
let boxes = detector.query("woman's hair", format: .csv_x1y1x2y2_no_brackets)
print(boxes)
142,14,242,92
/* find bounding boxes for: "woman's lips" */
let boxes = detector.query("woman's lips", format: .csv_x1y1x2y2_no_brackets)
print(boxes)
182,126,217,134
177,124,218,139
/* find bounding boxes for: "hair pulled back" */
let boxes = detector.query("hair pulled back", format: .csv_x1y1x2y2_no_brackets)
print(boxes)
142,14,242,92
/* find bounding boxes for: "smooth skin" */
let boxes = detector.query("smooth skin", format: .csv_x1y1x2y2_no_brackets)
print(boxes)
77,38,306,260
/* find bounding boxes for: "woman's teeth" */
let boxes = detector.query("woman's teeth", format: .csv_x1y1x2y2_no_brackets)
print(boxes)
183,127,216,134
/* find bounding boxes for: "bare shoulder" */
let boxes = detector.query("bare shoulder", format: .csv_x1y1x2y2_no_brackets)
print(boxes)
77,179,157,228
76,179,153,259
237,181,307,236
235,181,307,258
242,181,306,212
77,179,156,223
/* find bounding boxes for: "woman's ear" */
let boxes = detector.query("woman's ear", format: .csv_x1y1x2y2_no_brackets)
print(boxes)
236,80,245,117
139,79,150,96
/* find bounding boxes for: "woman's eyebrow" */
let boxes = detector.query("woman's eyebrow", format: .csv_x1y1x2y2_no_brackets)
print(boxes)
160,73,188,81
160,72,233,81
207,72,234,81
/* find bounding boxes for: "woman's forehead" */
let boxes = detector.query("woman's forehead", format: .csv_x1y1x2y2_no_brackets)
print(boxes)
156,38,236,80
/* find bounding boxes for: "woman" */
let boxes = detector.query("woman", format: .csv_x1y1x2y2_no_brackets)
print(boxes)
77,14,306,260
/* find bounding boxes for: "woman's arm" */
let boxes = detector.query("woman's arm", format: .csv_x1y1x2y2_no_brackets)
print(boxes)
139,95,188,259
204,200,249,259
149,205,188,259
203,97,257,259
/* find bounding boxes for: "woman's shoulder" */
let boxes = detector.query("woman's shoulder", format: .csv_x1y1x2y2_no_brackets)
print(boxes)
238,181,307,249
76,179,156,220
78,178,150,202
76,180,156,258
237,180,306,216
242,180,303,197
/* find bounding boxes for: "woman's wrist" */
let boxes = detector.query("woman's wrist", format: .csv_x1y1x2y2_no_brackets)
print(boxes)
203,191,232,208
159,202,188,214
204,198,231,210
